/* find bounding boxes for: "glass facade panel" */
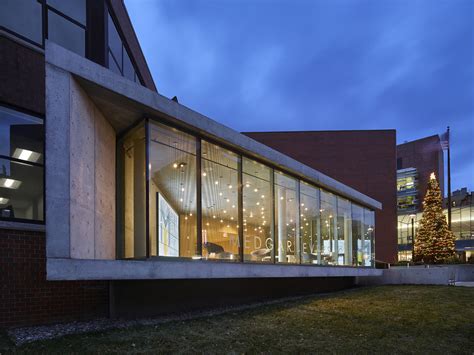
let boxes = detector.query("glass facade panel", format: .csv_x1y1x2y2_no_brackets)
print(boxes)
108,51,122,76
201,141,240,261
48,10,85,56
117,124,146,259
123,49,135,81
148,122,197,258
0,158,43,221
336,197,352,265
0,106,44,163
0,106,44,222
108,13,122,71
0,0,43,44
363,208,375,266
351,204,363,266
300,182,320,264
320,190,336,265
274,171,299,263
242,158,273,262
47,0,86,25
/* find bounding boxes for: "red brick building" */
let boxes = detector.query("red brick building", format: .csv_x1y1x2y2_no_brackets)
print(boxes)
244,130,398,263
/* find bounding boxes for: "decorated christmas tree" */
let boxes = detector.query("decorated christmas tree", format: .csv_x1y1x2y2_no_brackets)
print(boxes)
413,172,456,264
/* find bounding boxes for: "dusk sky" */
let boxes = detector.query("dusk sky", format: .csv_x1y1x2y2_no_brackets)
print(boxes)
125,0,473,192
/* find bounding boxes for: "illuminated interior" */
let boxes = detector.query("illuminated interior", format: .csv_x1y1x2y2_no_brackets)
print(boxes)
117,119,376,266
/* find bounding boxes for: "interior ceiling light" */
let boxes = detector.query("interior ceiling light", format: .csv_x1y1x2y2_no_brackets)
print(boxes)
0,178,21,189
13,148,41,163
0,197,10,204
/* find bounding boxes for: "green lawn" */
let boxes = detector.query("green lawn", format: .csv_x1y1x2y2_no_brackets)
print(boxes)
1,286,473,354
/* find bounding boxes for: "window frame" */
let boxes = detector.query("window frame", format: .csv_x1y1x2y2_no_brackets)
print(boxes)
0,102,45,225
117,116,377,268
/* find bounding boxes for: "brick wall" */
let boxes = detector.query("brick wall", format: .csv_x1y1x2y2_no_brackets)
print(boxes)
0,228,109,328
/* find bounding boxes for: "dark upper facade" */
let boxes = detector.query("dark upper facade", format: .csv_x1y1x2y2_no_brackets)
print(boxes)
243,130,397,263
0,0,156,118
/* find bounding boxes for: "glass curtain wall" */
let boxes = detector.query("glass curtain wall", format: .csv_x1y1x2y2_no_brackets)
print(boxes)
274,172,299,263
201,141,240,261
148,122,197,258
320,190,337,265
117,123,146,259
242,158,273,262
336,197,352,265
117,119,376,266
300,182,320,264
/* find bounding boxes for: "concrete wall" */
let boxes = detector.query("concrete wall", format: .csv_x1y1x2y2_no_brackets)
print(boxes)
357,265,474,286
46,64,116,260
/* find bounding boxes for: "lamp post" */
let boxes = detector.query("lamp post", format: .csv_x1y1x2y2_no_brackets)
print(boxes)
409,214,416,261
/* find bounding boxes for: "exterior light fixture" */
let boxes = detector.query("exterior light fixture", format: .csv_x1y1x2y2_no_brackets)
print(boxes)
0,197,9,205
0,178,21,189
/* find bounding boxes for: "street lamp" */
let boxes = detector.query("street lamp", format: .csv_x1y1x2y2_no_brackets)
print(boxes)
409,214,416,261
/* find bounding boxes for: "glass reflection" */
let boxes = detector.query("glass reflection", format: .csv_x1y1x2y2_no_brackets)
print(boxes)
275,172,299,263
300,182,320,264
243,158,273,262
363,209,375,266
336,197,352,265
201,141,240,261
148,122,197,258
351,204,364,266
320,190,336,265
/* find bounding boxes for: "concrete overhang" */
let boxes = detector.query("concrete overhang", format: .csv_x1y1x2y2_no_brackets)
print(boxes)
47,258,382,280
45,41,381,210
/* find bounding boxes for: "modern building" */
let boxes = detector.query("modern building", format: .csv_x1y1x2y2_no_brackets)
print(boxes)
0,1,381,327
396,135,473,261
243,130,398,264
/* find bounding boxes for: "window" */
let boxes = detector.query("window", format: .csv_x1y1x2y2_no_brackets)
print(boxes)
0,105,44,222
0,0,43,45
242,158,273,262
351,204,363,266
107,12,140,84
300,182,320,264
117,123,146,259
201,141,240,261
46,0,86,56
363,208,375,266
47,0,86,25
336,197,352,265
148,122,197,258
320,190,336,265
116,120,378,267
275,171,299,263
397,157,403,170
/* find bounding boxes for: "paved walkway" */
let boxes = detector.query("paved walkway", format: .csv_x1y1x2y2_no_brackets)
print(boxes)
454,281,474,287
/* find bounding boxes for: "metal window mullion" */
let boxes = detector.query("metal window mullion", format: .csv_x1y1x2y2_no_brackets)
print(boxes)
238,155,243,262
271,169,276,264
196,139,202,257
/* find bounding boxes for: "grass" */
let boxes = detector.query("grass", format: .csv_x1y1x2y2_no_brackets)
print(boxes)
1,286,473,354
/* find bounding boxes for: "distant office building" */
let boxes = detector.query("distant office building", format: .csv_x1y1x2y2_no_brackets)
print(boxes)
396,136,473,261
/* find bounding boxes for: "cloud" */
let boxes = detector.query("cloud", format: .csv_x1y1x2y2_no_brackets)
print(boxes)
125,0,474,190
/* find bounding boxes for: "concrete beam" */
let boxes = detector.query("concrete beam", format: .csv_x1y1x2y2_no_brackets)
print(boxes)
45,41,381,210
47,258,382,280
